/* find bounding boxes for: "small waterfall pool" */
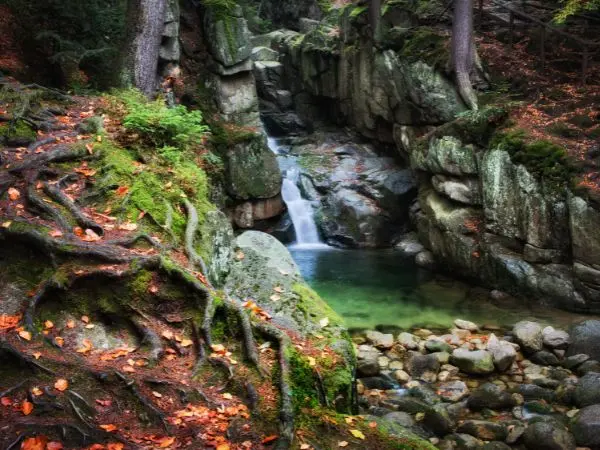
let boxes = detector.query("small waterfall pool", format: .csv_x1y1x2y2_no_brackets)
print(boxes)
268,136,592,332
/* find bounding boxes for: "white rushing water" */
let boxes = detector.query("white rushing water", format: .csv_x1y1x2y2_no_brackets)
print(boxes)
267,137,327,248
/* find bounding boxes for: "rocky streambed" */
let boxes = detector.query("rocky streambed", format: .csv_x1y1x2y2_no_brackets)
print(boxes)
354,319,600,449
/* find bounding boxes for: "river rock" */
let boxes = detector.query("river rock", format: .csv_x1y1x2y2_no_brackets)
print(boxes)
454,319,478,332
487,333,517,372
438,381,469,402
444,433,483,450
530,350,560,366
577,359,600,375
425,340,453,354
398,332,419,350
366,330,394,349
357,346,382,377
451,349,495,375
519,384,555,402
383,411,415,428
571,404,600,448
394,370,410,383
457,420,508,441
513,321,544,354
522,420,576,450
423,404,455,436
396,232,425,256
467,383,517,411
360,376,396,390
568,320,600,361
574,372,600,407
482,443,511,450
542,326,570,349
407,352,440,382
562,353,590,370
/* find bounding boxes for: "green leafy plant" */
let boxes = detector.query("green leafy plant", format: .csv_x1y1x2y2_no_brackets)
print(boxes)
120,90,210,150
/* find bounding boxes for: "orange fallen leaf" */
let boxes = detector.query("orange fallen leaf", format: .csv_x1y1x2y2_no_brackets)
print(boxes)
81,315,90,323
54,336,64,347
20,436,46,450
1,397,12,406
100,424,118,432
31,387,43,396
118,222,138,231
96,399,112,407
115,186,129,196
156,437,176,448
73,227,84,237
66,319,75,328
262,435,278,444
18,330,32,341
152,391,163,398
49,229,63,238
85,143,94,154
22,400,34,415
338,442,349,448
44,320,54,329
107,444,124,450
47,442,64,450
76,339,93,354
54,379,69,392
8,187,20,201
180,339,193,348
122,365,135,373
216,444,231,450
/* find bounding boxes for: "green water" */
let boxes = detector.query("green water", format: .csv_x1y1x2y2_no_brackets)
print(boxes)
289,247,595,332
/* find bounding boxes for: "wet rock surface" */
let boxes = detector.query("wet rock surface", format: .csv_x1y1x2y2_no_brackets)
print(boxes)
354,318,600,449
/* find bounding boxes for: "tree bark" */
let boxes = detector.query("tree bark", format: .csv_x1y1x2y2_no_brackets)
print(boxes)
120,0,168,95
451,0,478,110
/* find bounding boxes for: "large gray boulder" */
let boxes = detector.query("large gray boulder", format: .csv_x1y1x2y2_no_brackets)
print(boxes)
467,383,516,411
450,349,494,375
203,6,251,69
224,135,282,200
522,420,576,450
571,404,600,448
513,321,544,354
574,372,600,407
542,326,570,349
410,136,478,176
568,320,600,360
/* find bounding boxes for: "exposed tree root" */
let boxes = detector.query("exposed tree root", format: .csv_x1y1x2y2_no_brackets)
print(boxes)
27,136,59,153
43,182,104,235
105,232,163,249
114,370,169,430
8,145,89,174
26,183,74,234
222,297,264,374
183,198,210,284
130,315,164,363
0,340,55,374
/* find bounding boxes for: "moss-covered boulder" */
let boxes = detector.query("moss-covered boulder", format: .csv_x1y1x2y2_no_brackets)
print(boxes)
225,231,354,408
224,134,282,200
203,5,252,71
411,136,478,176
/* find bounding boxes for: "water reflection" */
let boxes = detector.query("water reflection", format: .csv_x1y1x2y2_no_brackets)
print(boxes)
288,247,599,332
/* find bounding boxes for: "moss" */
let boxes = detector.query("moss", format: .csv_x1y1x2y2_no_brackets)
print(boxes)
547,122,581,139
398,27,449,68
490,129,576,188
286,346,321,411
0,119,36,141
293,283,344,329
129,270,153,298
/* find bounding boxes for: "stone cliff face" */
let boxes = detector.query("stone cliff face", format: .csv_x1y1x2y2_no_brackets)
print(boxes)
246,3,600,312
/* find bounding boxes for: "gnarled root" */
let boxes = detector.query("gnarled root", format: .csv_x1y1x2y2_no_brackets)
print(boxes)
43,182,104,236
182,198,211,284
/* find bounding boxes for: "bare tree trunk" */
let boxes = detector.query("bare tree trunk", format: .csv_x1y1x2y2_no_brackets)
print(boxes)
369,0,382,40
119,0,168,96
451,0,478,110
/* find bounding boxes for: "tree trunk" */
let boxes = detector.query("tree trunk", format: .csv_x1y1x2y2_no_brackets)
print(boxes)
451,0,478,110
369,0,382,40
119,0,168,96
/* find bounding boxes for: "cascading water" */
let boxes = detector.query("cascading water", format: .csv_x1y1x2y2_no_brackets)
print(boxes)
267,137,326,248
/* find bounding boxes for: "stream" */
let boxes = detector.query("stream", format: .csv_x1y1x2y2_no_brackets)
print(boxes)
269,136,596,333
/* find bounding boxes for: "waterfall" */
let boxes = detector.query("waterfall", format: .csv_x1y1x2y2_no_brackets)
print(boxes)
267,137,325,248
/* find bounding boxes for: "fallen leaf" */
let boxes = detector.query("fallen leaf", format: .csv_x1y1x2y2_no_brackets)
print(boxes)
319,317,329,328
49,230,63,238
152,391,163,398
115,186,129,196
81,315,90,323
300,445,311,450
85,143,94,154
107,444,124,450
211,344,226,353
216,444,230,450
180,339,193,348
0,397,11,406
162,330,174,340
1,221,12,228
55,336,64,347
31,387,43,396
338,442,349,448
262,435,278,444
270,294,281,302
350,429,365,440
222,393,233,400
273,286,284,293
235,251,245,260
85,324,95,329
32,352,42,360
368,421,377,428
66,320,75,328
47,442,64,450
307,356,316,367
82,229,101,242
44,320,54,329
22,400,34,415
8,187,20,201
156,436,176,448
122,365,135,373
18,330,32,341
118,222,138,231
100,424,118,432
54,379,69,392
20,436,46,450
76,338,93,354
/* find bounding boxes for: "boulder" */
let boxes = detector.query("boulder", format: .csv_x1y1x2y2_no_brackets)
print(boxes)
423,404,455,436
383,411,415,428
398,332,419,350
571,404,600,448
396,232,425,256
457,420,508,441
519,384,555,402
203,6,251,68
437,381,469,402
574,372,600,407
513,321,544,354
224,135,282,200
568,320,600,361
432,175,482,205
450,349,495,375
406,352,440,382
454,319,478,332
410,136,478,176
522,420,576,450
467,383,517,411
366,330,394,349
542,326,570,349
201,210,235,287
357,346,382,377
530,350,560,366
562,353,590,370
425,340,453,354
486,333,517,372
